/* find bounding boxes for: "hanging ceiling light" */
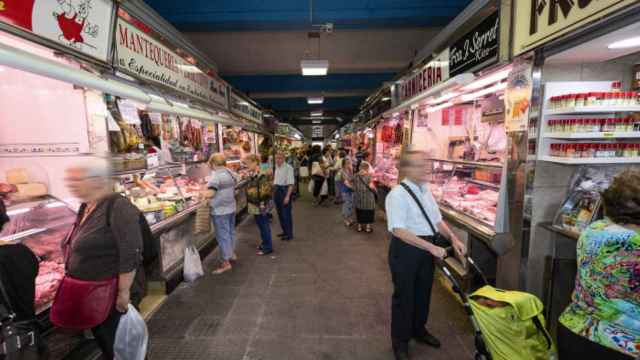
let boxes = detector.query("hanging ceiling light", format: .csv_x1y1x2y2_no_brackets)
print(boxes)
301,60,329,76
608,36,640,49
307,96,324,104
311,110,323,117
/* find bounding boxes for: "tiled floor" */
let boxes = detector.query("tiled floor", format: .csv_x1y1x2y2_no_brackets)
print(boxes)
147,190,475,360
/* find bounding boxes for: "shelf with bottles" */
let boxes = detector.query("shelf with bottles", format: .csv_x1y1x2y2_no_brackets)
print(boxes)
547,81,640,114
544,116,640,139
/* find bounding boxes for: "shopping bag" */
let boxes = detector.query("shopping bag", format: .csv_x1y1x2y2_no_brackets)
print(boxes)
183,246,204,282
307,179,315,194
299,166,309,178
114,305,148,360
194,202,211,234
320,179,329,196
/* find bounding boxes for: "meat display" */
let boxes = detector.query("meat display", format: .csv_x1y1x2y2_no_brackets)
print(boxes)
430,177,499,226
35,261,65,310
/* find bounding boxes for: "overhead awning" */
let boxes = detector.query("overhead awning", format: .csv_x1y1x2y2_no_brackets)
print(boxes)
0,42,151,104
146,97,236,125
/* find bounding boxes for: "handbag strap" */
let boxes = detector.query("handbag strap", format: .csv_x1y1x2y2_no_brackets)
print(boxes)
399,183,438,236
358,175,377,197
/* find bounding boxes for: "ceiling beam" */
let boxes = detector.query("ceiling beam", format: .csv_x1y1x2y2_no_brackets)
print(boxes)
251,90,371,99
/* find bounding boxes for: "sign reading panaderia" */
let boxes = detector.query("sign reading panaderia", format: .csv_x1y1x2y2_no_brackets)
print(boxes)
513,0,640,56
449,12,499,76
115,12,227,108
398,49,449,103
230,92,262,125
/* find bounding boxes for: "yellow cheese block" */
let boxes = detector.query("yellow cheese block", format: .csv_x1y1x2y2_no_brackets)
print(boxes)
16,183,48,197
6,168,28,185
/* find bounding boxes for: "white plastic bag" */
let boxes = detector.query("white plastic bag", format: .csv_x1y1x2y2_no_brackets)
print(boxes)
299,166,309,178
320,178,329,196
183,245,204,282
114,305,148,360
307,179,314,194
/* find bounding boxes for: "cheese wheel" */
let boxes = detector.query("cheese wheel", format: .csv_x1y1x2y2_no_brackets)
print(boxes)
16,183,48,197
6,168,29,185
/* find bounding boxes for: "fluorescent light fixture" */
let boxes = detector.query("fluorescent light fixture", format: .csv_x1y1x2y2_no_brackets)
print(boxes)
392,112,400,116
461,82,507,102
427,91,460,105
294,134,302,139
174,101,190,108
427,102,453,113
177,64,202,73
312,120,322,124
307,97,324,104
462,68,510,91
381,97,391,101
311,110,323,117
263,113,273,118
301,60,329,76
608,36,640,49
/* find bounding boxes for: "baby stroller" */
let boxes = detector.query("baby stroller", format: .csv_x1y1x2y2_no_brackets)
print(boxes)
440,249,557,360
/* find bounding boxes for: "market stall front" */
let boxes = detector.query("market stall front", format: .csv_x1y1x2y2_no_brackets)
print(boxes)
510,0,640,333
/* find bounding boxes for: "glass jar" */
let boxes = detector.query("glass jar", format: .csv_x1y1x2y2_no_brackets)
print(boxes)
615,143,624,157
584,144,596,158
566,94,577,108
612,81,622,92
586,92,597,107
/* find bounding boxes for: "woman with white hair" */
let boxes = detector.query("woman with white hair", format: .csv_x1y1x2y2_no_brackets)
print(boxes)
54,158,144,359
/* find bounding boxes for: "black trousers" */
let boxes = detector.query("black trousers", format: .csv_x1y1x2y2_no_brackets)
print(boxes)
312,175,325,197
91,309,122,359
557,323,633,360
388,236,435,352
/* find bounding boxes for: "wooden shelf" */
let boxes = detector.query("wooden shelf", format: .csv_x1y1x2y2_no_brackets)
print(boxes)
546,105,640,115
540,156,640,164
544,132,640,139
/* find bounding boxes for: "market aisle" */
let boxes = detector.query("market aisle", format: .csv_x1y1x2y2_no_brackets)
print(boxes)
146,190,474,360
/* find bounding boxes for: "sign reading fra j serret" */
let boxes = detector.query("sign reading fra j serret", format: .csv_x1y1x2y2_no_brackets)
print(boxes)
449,11,499,76
513,0,640,56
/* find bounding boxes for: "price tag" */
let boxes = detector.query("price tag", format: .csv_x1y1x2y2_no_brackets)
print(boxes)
603,132,614,138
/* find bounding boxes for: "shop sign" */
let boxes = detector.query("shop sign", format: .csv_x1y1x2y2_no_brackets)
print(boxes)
230,92,262,125
513,0,640,56
276,123,289,136
449,12,499,76
0,0,115,62
115,16,228,108
398,49,449,104
504,60,533,133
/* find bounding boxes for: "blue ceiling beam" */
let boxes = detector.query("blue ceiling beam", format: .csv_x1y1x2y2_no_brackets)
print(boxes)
224,73,395,94
144,0,471,31
258,97,366,112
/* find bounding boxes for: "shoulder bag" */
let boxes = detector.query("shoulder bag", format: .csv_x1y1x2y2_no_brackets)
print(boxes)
0,276,42,359
358,175,378,201
399,183,449,247
50,201,118,330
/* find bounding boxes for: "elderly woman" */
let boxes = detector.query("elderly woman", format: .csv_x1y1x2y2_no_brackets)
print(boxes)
61,159,143,358
558,169,640,359
339,157,355,227
206,153,238,275
353,161,377,233
244,154,274,255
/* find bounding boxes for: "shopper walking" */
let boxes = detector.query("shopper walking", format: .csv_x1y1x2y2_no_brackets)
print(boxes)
59,159,145,359
206,153,238,275
339,157,355,227
274,151,295,241
323,148,337,200
333,151,346,204
353,161,377,233
558,169,640,359
244,155,274,255
287,149,300,199
385,148,466,360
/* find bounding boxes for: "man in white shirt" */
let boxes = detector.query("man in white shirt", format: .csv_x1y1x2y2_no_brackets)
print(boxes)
385,147,466,360
274,152,295,240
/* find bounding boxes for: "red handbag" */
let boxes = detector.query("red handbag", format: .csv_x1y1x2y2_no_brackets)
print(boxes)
50,202,118,330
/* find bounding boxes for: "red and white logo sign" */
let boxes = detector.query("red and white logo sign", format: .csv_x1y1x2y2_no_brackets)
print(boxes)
0,0,114,61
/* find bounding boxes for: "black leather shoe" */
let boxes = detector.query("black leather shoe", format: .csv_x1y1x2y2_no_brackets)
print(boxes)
393,349,410,360
413,331,441,348
277,233,286,238
281,236,293,241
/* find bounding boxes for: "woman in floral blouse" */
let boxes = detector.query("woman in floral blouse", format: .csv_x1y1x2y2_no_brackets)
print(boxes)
244,154,274,256
558,169,640,359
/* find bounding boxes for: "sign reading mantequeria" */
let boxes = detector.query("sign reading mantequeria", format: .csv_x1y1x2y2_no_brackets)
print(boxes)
115,10,227,109
230,92,262,125
449,11,499,77
513,0,640,56
0,0,115,62
398,49,449,104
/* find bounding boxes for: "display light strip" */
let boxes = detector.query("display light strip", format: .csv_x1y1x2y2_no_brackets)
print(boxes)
427,102,453,113
461,82,507,102
461,68,510,91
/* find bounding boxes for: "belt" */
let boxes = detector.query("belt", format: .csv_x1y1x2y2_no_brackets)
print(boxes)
1,330,36,355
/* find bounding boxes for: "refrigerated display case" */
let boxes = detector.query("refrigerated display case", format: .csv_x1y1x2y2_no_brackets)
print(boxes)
0,196,75,313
